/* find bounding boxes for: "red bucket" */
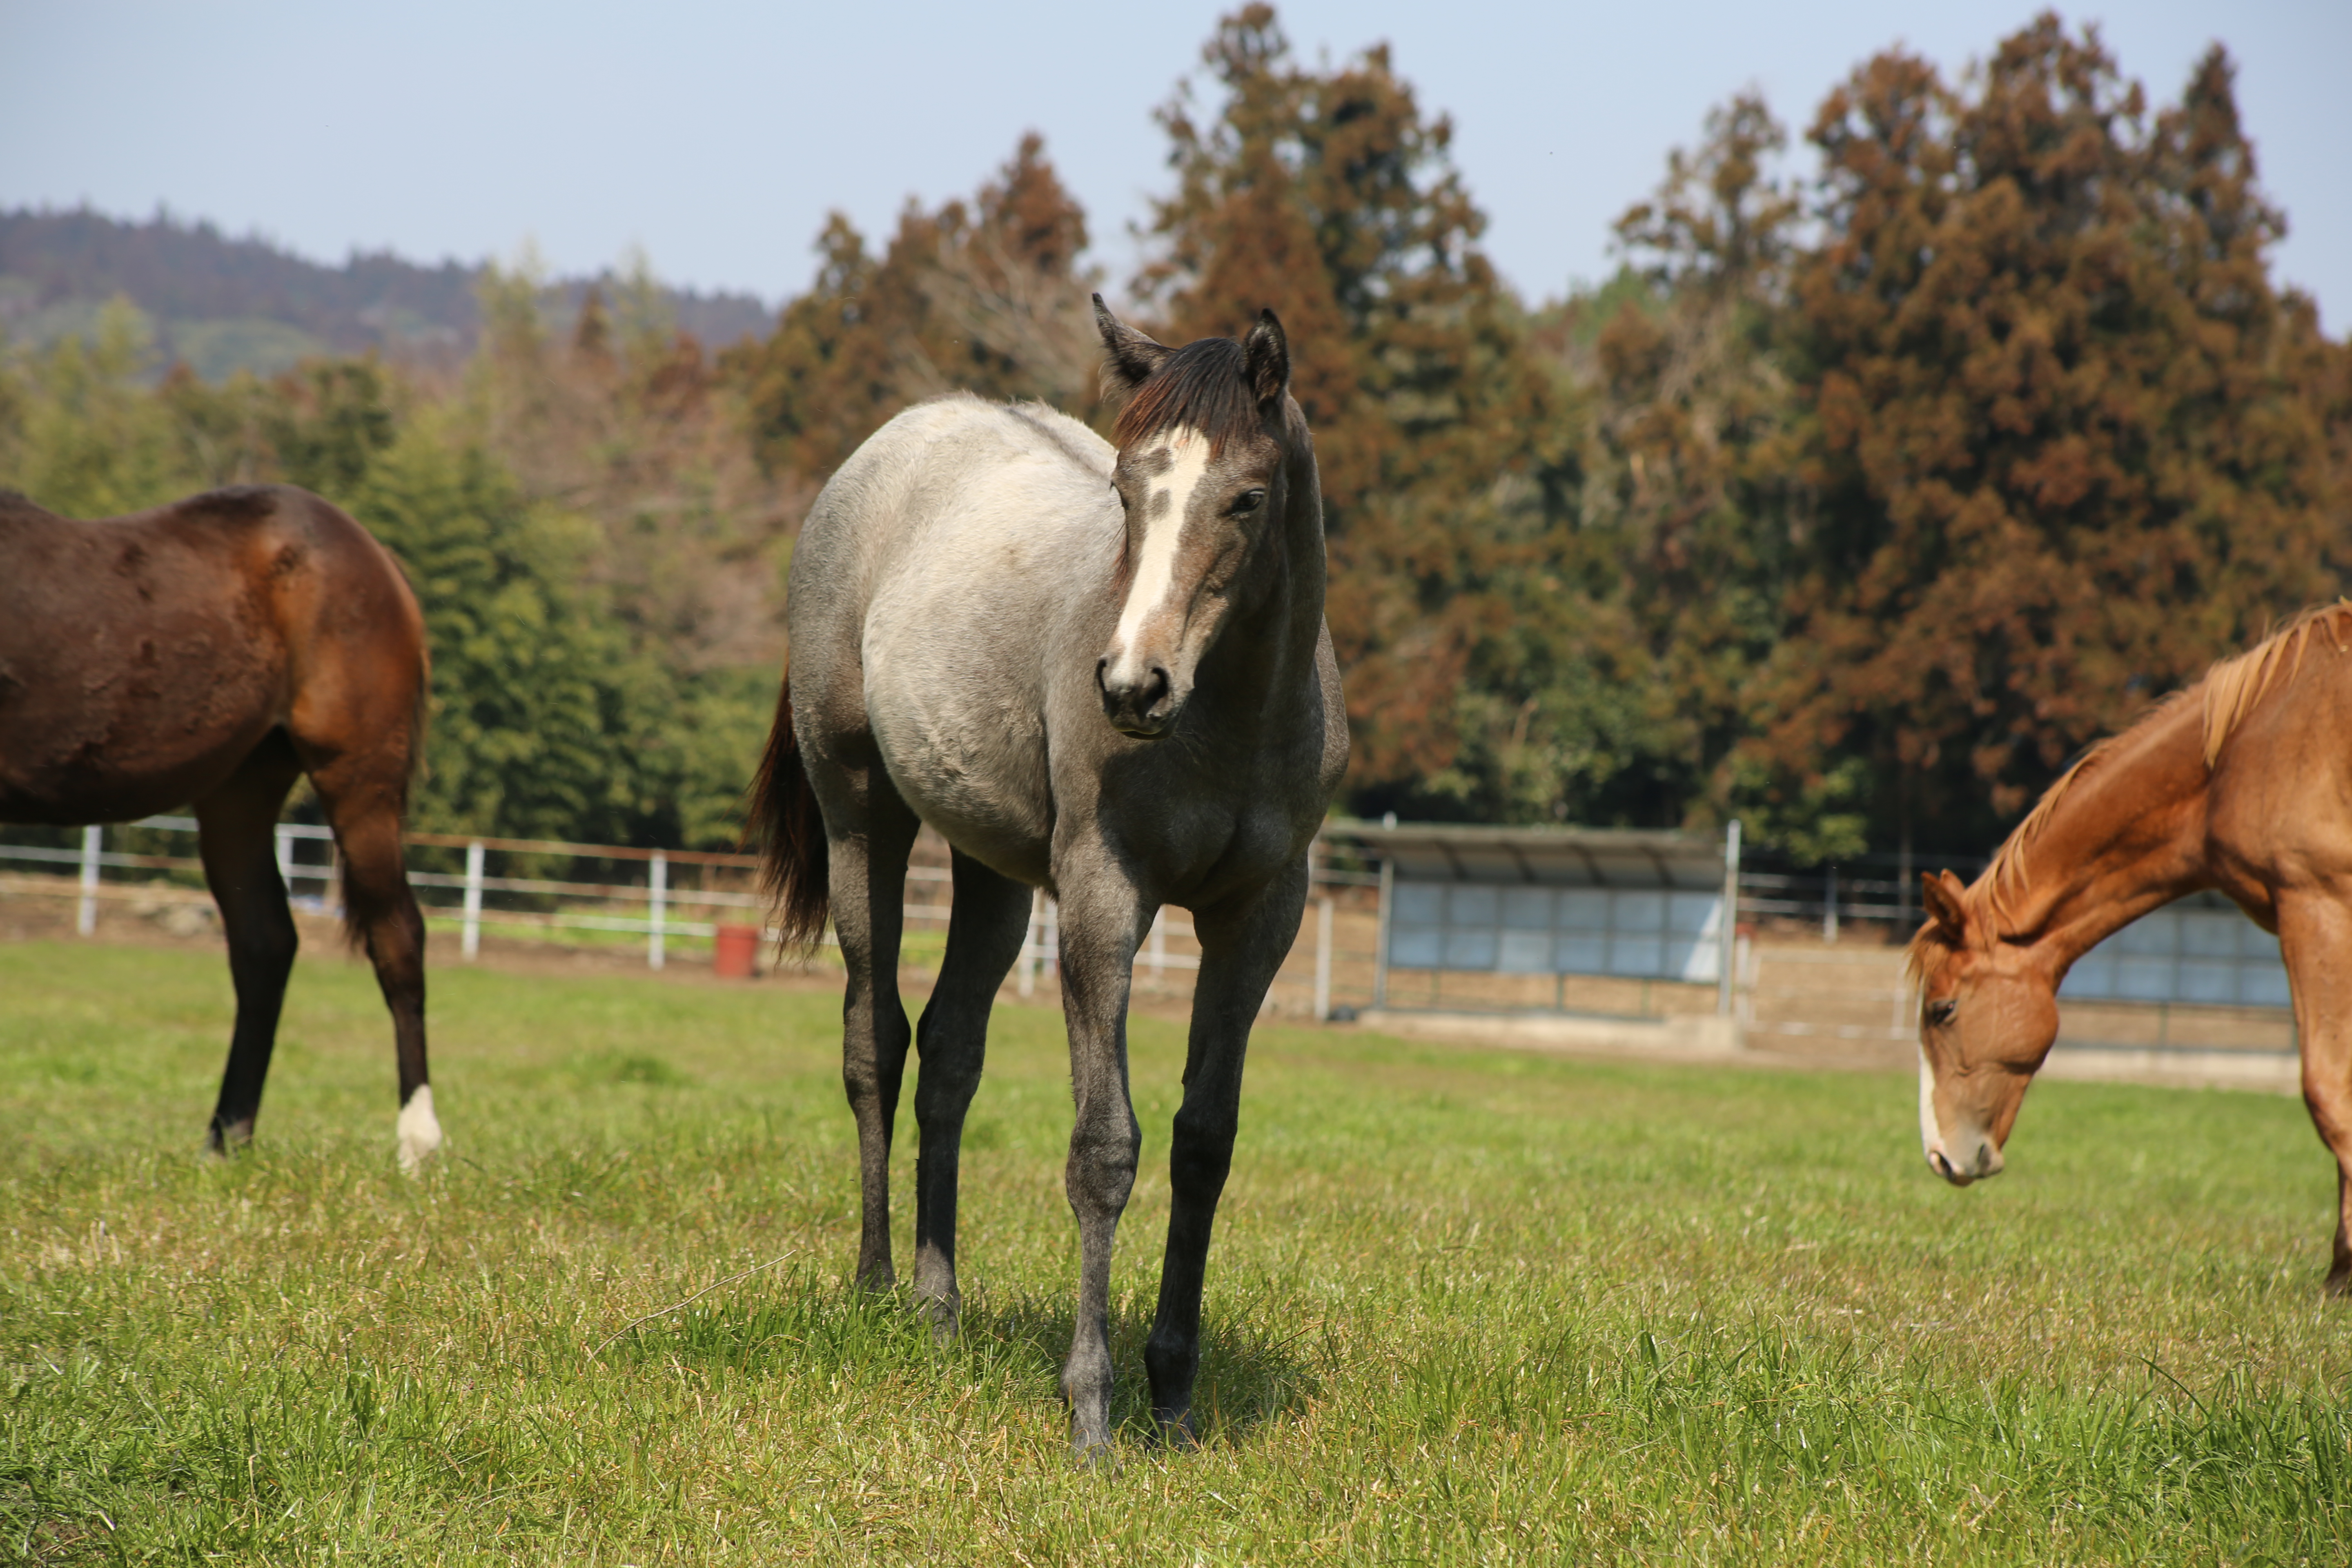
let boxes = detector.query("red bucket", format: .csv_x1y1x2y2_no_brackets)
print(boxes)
713,922,760,979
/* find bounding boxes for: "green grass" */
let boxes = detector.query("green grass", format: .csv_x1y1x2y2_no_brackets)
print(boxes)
2,940,2348,1564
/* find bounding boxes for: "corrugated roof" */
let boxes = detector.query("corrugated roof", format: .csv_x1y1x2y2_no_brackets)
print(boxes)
1324,819,1726,891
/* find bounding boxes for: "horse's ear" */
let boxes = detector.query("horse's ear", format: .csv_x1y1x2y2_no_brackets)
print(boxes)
1094,294,1169,399
1243,307,1289,405
1920,870,1972,942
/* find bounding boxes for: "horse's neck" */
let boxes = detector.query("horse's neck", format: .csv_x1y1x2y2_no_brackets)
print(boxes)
1989,697,2215,971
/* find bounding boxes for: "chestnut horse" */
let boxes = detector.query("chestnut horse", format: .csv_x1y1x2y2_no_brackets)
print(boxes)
0,484,441,1168
1911,602,2352,1292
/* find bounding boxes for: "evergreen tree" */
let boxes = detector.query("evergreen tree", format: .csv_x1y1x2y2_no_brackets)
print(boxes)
353,412,646,842
0,300,185,516
1522,98,1834,842
733,134,1100,481
1135,5,1569,809
1755,18,2346,851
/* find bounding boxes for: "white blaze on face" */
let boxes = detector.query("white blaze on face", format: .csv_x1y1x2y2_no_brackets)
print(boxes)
1918,1047,1945,1165
1106,427,1212,688
396,1084,442,1174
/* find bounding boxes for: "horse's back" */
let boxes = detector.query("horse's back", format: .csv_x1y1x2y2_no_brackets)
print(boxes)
0,485,423,822
795,396,1111,599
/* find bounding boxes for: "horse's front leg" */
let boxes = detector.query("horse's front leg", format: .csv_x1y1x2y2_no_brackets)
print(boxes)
1052,858,1153,1460
1145,857,1308,1441
2276,889,2352,1295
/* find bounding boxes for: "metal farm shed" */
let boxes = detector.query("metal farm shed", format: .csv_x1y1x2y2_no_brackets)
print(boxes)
1325,819,1742,1017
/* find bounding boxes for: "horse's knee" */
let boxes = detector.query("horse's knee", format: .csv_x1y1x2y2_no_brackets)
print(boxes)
842,1056,888,1109
912,1047,984,1125
842,1036,909,1114
1169,1104,1237,1189
225,902,300,979
1065,1126,1139,1215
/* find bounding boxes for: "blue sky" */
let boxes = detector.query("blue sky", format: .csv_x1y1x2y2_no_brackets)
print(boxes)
2,0,2343,330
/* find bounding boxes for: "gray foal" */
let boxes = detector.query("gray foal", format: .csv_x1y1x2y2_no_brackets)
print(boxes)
750,298,1346,1457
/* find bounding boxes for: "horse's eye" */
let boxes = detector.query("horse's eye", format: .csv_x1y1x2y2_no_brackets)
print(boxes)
1925,999,1958,1027
1232,488,1267,514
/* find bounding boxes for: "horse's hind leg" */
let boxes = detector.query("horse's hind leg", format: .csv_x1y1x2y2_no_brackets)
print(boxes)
194,734,305,1153
315,777,435,1170
1145,856,1309,1442
910,849,1032,1336
820,759,921,1289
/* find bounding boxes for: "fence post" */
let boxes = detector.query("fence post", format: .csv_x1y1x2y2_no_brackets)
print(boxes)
1717,819,1742,1017
76,824,102,936
1148,907,1166,982
461,840,485,961
648,851,668,971
1314,894,1333,1022
274,824,296,891
1823,864,1839,945
1019,889,1042,997
1372,857,1393,1011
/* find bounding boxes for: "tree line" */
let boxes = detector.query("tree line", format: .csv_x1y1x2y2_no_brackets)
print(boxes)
2,6,2344,862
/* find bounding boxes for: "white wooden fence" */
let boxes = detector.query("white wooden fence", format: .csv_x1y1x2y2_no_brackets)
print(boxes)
0,818,1362,1018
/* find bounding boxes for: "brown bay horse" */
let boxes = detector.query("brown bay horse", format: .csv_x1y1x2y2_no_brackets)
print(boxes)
1911,602,2352,1292
0,484,440,1168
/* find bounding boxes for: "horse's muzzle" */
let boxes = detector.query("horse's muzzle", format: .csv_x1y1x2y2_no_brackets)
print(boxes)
1924,1135,2004,1186
1097,656,1177,738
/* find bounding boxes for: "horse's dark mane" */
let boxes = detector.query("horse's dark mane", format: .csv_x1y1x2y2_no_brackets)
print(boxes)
1113,338,1258,454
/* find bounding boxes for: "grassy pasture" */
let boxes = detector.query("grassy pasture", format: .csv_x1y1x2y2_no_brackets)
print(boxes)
2,940,2348,1564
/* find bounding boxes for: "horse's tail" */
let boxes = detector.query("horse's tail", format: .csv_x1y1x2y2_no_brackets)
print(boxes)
746,671,831,953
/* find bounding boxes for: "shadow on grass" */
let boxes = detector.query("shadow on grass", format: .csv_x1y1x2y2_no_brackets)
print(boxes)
601,1269,1322,1450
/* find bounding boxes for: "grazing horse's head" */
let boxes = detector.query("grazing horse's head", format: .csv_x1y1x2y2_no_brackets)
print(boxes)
1090,295,1305,740
1909,870,2061,1186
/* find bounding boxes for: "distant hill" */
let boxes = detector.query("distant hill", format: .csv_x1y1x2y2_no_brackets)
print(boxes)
0,206,776,380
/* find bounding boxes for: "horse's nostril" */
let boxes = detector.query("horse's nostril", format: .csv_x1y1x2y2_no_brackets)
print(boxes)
1145,666,1171,706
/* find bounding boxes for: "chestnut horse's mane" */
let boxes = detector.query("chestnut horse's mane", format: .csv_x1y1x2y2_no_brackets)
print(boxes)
1907,600,2352,979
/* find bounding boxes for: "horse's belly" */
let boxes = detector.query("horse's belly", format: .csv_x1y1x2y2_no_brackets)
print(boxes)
0,614,283,821
866,660,1053,883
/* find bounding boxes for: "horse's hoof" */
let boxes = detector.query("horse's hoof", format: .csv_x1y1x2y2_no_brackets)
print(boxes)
2324,1269,2352,1300
918,1296,961,1345
1154,1410,1200,1451
394,1086,442,1174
